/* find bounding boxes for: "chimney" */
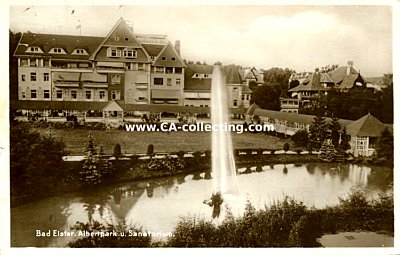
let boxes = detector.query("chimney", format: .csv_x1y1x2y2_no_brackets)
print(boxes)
347,60,353,75
175,40,181,56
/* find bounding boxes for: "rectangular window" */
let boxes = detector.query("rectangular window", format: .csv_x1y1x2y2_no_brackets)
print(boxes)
356,137,367,150
56,90,63,99
111,90,121,100
166,67,173,73
21,75,25,81
29,47,39,52
172,57,176,61
161,57,166,61
31,90,37,99
44,60,50,67
242,95,245,100
44,90,50,99
30,72,37,81
85,91,92,100
44,73,49,81
233,87,238,93
111,74,121,84
233,100,237,107
167,78,172,86
175,67,182,74
154,78,163,85
79,63,89,68
21,92,26,99
123,49,137,58
176,78,181,86
30,59,37,67
138,63,144,70
71,90,77,100
138,96,146,101
21,59,28,66
155,67,164,73
107,48,121,57
99,90,105,100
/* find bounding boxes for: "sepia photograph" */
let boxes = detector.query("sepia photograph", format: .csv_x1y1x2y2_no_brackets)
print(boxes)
3,2,396,253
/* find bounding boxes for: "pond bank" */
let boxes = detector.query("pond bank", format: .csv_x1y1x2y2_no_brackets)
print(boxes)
11,152,392,208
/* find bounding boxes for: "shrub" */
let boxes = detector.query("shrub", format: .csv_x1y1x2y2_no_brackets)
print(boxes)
146,155,185,172
288,210,323,247
147,144,154,158
176,150,185,159
113,143,122,160
10,124,67,203
167,197,308,247
306,142,313,153
291,130,309,148
283,143,290,153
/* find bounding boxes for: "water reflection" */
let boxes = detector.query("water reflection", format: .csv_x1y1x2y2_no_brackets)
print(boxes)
11,163,392,247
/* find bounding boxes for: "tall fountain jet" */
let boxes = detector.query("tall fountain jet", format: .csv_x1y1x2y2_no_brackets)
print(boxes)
211,65,239,195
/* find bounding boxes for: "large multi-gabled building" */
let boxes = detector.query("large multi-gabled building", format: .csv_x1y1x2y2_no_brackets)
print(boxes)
13,18,185,112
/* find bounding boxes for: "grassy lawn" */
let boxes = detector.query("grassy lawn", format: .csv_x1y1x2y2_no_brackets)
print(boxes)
35,128,294,155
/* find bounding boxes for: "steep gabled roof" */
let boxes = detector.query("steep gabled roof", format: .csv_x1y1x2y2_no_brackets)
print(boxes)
320,73,334,83
142,44,165,57
14,33,103,60
329,66,358,84
184,64,242,91
244,69,257,80
89,17,150,62
346,113,386,137
336,73,364,90
186,64,213,74
245,103,260,115
288,73,329,92
152,42,185,67
222,65,242,84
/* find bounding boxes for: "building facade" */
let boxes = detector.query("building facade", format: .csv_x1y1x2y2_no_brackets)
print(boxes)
13,18,185,110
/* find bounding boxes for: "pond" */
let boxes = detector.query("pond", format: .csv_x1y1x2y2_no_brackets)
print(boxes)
11,163,392,247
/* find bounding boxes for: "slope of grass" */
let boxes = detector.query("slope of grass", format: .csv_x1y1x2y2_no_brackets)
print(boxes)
35,128,293,155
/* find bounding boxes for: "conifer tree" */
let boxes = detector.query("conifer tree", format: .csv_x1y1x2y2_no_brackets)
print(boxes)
339,127,351,151
330,117,341,148
308,113,327,150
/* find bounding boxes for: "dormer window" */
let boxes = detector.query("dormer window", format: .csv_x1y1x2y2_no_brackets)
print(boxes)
72,48,88,55
50,48,66,54
107,47,121,58
123,48,137,58
25,46,43,53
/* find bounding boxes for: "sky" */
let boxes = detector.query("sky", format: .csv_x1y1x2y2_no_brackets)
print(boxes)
8,4,393,77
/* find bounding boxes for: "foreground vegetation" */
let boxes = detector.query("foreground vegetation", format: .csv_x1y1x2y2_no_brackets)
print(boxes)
67,189,394,247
